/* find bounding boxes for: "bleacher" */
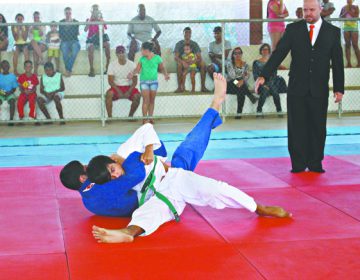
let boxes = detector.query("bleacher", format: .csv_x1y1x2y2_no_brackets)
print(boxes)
0,45,358,121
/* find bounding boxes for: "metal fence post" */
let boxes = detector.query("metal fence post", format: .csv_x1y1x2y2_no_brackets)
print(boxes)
221,22,226,122
99,22,106,127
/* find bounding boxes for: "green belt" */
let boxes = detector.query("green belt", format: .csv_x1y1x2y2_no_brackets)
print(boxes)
139,156,180,222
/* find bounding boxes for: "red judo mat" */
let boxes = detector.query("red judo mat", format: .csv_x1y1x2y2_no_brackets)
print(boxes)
2,157,360,279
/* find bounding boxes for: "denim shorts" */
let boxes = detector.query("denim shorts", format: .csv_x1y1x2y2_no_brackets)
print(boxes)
140,80,159,91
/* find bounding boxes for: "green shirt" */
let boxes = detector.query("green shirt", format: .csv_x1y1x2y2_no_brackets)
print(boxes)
139,55,163,81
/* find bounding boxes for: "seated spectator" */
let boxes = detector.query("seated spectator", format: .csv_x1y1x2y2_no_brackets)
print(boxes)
17,60,39,121
85,4,110,77
37,62,65,124
180,44,197,92
207,26,231,80
226,47,258,119
59,7,80,77
267,0,289,51
0,60,18,126
321,0,335,20
174,27,209,93
252,44,283,118
127,4,161,61
106,45,140,119
0,14,9,55
46,22,61,72
296,7,303,19
29,11,47,75
12,13,29,76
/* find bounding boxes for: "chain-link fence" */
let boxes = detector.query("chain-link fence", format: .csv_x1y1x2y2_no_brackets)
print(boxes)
0,18,358,125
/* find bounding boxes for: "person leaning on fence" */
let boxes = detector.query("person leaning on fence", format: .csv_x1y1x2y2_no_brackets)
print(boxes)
179,44,197,93
226,47,258,119
207,26,232,80
0,60,18,126
106,45,140,120
0,14,9,56
127,4,162,62
174,27,209,93
321,0,335,19
128,41,169,125
252,44,283,118
29,11,47,75
59,7,81,77
12,13,29,76
46,22,61,72
17,60,39,122
85,4,111,77
37,62,65,124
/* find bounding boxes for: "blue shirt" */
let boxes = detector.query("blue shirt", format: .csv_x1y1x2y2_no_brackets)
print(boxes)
0,73,18,92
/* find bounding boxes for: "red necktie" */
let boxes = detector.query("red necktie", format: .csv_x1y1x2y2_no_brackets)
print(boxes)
309,24,315,43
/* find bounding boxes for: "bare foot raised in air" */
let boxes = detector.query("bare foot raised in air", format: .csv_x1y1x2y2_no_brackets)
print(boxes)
92,225,134,243
256,205,292,218
211,73,227,111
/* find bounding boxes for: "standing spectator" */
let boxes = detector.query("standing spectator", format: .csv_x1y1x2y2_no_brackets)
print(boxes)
85,4,111,77
226,47,258,119
340,0,360,67
207,26,232,80
106,45,140,119
0,60,18,126
46,22,61,72
267,0,289,51
174,27,209,93
59,7,80,77
296,7,304,19
321,0,335,19
12,13,29,76
0,14,9,57
37,62,65,124
29,11,47,75
252,44,282,118
180,44,197,92
17,60,39,121
128,42,169,124
127,4,161,61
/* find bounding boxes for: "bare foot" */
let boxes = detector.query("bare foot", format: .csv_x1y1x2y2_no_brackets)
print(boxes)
92,225,134,243
174,87,184,93
256,205,292,218
346,63,353,68
211,73,227,111
201,87,210,93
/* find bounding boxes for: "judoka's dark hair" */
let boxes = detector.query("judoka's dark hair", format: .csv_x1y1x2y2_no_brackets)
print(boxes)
44,62,54,70
60,161,86,190
87,155,115,185
141,41,154,52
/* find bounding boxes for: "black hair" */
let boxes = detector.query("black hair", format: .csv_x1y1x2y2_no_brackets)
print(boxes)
231,47,243,65
259,43,271,54
0,14,7,23
24,60,33,66
44,62,54,70
1,60,9,65
213,26,222,33
33,11,40,16
141,41,154,52
15,13,24,20
183,27,191,33
64,7,72,11
60,161,86,190
87,155,115,185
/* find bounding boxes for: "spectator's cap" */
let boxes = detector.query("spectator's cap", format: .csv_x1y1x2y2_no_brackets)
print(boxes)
116,45,126,53
213,26,222,33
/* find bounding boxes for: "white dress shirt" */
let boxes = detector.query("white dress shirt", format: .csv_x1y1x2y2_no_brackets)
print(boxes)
307,17,323,46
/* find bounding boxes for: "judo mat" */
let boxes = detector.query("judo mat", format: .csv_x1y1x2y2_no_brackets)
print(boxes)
1,127,360,279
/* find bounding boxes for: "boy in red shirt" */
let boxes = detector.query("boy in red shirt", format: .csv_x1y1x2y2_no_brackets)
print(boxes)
17,60,39,120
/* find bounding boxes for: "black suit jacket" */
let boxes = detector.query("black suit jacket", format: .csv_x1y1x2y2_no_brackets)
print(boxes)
261,19,344,97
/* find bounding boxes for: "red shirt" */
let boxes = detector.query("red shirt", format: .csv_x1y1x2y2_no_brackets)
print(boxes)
18,74,39,93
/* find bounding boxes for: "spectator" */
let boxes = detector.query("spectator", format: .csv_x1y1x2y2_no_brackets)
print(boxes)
59,7,80,77
106,45,140,119
207,26,231,80
296,7,303,19
29,11,47,75
174,27,209,93
12,13,29,76
0,14,9,55
226,47,258,119
340,0,360,67
267,0,289,51
128,42,169,124
180,44,197,92
85,4,111,77
37,62,65,124
17,60,39,121
127,4,161,61
321,0,335,19
0,60,18,126
46,22,61,72
252,44,283,118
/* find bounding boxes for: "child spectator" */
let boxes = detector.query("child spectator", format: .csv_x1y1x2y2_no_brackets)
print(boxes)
17,60,39,121
37,62,65,124
180,44,197,92
29,11,47,75
0,60,18,126
11,13,29,76
0,14,9,55
46,22,61,72
128,41,169,124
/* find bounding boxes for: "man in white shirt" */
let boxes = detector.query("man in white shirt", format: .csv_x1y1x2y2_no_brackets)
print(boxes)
106,45,141,119
321,0,335,20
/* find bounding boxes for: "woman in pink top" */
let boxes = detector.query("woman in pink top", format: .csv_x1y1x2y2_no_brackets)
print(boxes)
267,0,289,51
85,4,111,77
